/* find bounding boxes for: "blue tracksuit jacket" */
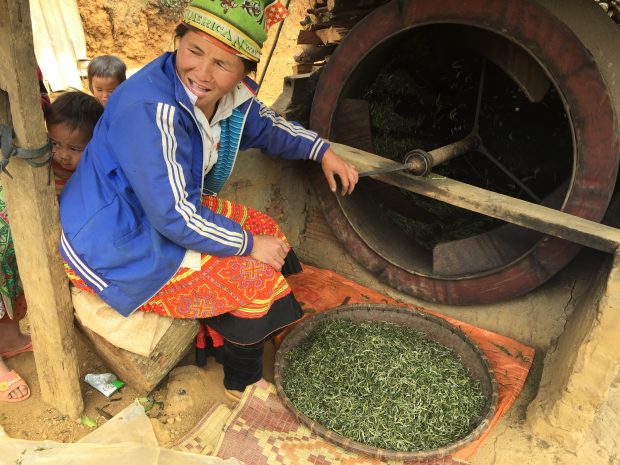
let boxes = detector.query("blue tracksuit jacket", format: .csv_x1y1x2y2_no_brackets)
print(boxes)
59,52,328,316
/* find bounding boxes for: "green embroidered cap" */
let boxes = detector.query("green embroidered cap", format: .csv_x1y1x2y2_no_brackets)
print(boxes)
183,0,289,62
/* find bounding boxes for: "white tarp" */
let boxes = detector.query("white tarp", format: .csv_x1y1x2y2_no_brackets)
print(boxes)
0,401,245,465
30,0,87,91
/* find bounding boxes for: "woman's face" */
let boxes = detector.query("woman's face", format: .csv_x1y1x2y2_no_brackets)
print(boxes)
175,31,247,116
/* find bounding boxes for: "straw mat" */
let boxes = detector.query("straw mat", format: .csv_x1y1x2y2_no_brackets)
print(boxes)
173,264,535,464
175,379,467,465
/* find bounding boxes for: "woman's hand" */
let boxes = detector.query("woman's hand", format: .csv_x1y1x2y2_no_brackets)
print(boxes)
250,235,291,271
321,148,359,195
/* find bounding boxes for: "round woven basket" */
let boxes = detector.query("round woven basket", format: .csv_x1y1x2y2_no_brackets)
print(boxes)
274,304,498,462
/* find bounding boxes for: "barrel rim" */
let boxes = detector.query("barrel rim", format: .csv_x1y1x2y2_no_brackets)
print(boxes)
308,0,619,305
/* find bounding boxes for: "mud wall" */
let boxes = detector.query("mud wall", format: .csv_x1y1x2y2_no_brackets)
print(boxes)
77,0,180,68
527,255,620,449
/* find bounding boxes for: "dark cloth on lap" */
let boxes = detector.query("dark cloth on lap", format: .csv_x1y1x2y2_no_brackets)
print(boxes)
222,340,264,391
203,292,303,345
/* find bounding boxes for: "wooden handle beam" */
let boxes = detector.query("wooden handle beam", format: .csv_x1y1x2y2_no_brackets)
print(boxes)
331,142,620,253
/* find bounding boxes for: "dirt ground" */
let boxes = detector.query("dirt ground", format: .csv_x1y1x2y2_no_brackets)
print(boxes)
0,323,274,447
1,1,618,464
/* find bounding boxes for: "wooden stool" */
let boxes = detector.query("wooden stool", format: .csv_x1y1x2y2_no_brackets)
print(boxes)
76,317,198,394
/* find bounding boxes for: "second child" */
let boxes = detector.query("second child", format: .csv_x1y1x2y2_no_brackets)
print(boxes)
45,91,103,194
87,55,127,106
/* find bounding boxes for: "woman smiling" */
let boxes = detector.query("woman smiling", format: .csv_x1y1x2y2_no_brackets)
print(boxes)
58,0,358,399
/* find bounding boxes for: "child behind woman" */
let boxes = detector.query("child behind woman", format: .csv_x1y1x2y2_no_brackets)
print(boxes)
45,91,103,195
87,55,127,106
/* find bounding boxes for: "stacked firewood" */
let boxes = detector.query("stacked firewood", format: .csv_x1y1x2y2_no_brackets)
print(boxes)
594,0,620,24
293,0,619,75
279,0,620,123
293,0,389,73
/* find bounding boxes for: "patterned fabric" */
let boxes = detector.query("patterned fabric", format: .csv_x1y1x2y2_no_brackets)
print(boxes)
66,196,291,320
0,181,23,319
175,379,469,465
203,107,246,195
183,0,289,61
171,266,534,464
174,403,234,455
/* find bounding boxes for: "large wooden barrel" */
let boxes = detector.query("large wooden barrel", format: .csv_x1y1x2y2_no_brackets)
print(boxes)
309,0,620,304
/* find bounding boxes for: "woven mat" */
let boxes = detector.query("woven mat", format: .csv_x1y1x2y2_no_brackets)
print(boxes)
173,264,535,464
174,379,467,465
174,403,233,456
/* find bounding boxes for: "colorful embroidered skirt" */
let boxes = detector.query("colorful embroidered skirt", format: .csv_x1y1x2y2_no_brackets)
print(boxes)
66,196,303,344
0,181,24,320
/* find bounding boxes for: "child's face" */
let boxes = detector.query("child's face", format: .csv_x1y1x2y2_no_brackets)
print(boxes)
90,75,121,106
49,123,90,171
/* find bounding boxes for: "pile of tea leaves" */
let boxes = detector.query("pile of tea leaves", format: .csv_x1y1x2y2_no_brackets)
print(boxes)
361,31,571,250
282,320,487,452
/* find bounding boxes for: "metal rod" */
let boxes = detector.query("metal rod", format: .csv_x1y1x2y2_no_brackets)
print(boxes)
471,59,486,134
361,57,541,200
477,145,542,203
359,135,480,177
423,134,481,168
469,58,541,203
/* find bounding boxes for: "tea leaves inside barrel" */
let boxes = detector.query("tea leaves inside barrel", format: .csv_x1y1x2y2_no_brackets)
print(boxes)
282,320,487,452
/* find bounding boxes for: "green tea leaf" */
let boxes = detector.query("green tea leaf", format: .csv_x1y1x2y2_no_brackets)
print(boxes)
80,415,97,428
282,320,487,452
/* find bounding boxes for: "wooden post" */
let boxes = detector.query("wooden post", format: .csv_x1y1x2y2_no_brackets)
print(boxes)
0,0,82,417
